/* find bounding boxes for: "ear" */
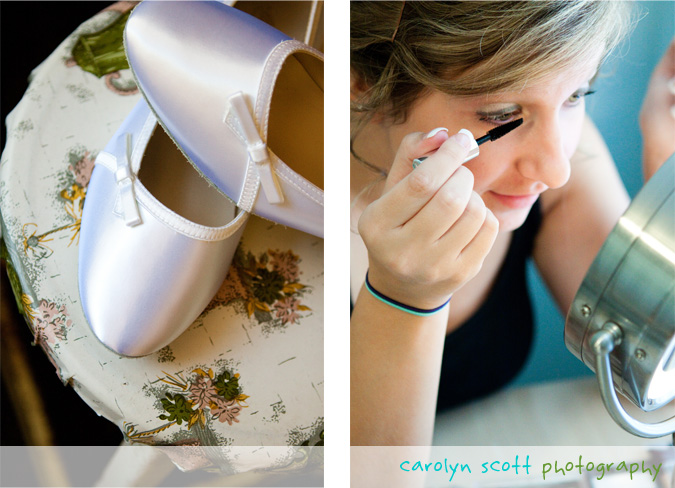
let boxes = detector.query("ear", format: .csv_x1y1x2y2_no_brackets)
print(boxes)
350,69,369,102
350,69,387,125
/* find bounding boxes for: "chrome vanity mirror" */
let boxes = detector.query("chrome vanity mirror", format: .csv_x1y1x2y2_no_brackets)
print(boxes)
565,152,675,438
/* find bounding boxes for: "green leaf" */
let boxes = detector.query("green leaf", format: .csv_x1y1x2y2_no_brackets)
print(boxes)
159,392,192,425
71,10,132,78
214,371,241,401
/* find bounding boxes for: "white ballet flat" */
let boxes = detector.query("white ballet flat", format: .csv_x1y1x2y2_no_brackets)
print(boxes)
124,1,324,237
79,99,248,357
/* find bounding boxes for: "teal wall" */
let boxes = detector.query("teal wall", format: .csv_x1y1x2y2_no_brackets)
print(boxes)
514,1,675,386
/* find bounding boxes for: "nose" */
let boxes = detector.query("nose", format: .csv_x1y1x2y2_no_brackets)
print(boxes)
515,116,571,189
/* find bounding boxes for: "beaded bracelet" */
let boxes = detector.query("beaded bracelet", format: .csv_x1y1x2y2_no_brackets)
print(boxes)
364,271,451,317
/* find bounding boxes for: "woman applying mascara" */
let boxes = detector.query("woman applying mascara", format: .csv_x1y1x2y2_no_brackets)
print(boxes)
350,1,675,446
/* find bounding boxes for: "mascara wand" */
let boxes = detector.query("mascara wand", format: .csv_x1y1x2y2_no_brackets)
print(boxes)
413,118,523,168
476,118,523,144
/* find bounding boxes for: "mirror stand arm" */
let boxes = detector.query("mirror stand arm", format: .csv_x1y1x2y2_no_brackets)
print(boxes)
591,323,675,439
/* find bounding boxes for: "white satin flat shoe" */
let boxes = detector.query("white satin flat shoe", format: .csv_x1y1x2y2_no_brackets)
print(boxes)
79,100,248,357
125,1,324,237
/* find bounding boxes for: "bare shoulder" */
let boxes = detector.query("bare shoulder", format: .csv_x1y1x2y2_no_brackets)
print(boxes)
534,115,630,312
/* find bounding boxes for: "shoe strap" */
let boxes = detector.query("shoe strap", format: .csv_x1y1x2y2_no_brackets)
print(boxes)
226,91,285,211
98,133,142,227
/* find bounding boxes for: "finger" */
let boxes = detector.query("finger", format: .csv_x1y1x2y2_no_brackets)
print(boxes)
376,132,473,227
457,207,500,268
401,165,474,242
384,128,449,193
436,191,488,255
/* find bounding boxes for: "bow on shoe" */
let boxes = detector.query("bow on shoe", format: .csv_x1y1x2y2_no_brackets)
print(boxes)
226,92,284,210
113,133,142,227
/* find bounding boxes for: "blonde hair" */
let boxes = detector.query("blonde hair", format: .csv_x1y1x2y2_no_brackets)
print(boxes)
351,1,634,124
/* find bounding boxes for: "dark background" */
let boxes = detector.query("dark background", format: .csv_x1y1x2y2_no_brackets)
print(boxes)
1,1,123,446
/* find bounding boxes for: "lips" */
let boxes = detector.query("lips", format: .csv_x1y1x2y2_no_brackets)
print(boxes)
488,191,540,209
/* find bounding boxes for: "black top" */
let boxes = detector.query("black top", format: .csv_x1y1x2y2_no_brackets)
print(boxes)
435,201,542,411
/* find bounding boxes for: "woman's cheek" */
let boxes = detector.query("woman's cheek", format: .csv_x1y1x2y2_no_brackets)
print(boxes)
462,142,511,192
563,110,586,158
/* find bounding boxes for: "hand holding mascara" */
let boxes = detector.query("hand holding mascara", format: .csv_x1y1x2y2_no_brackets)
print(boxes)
412,118,524,169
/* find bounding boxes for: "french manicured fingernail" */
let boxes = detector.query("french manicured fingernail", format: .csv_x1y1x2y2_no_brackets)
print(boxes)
424,127,448,139
455,129,474,149
668,77,675,95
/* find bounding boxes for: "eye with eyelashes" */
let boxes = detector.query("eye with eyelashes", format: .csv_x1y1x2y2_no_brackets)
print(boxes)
477,89,597,126
567,89,596,106
478,109,523,125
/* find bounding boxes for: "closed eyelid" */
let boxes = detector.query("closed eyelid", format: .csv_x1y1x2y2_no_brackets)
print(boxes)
476,105,521,117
